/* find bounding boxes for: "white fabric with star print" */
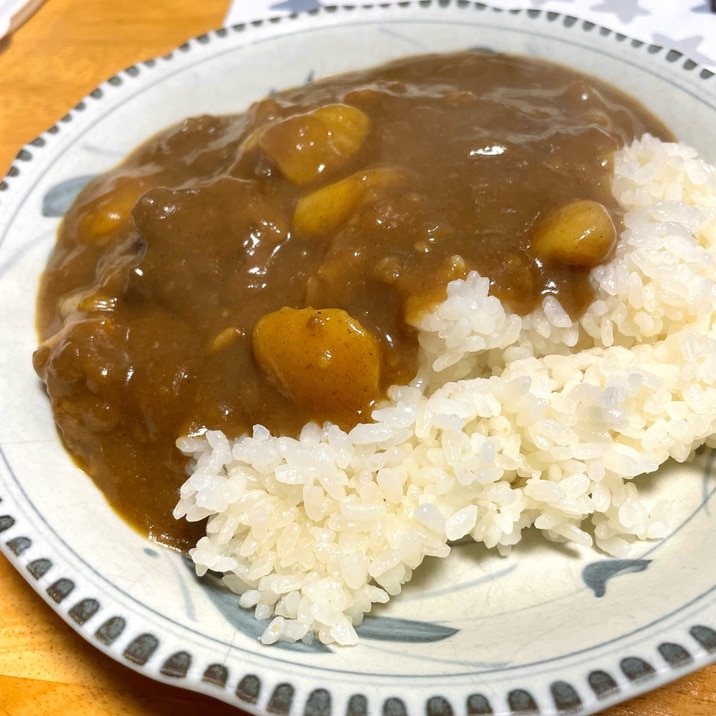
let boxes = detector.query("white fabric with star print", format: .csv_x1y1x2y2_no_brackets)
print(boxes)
224,0,716,71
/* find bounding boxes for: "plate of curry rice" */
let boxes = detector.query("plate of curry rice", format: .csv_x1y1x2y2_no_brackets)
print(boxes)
2,2,716,715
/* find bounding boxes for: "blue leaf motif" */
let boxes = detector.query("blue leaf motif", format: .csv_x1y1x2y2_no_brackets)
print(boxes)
582,558,652,597
42,175,95,217
192,562,459,649
357,615,458,643
194,570,332,653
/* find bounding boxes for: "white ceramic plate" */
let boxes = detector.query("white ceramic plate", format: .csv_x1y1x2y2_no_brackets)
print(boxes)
2,4,716,715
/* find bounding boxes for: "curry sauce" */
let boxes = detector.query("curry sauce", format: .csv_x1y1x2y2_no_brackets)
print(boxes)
33,51,672,550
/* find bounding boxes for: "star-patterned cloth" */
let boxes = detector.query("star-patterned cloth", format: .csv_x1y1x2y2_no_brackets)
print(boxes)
224,0,716,71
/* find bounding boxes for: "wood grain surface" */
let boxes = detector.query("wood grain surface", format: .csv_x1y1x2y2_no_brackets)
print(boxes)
1,0,715,713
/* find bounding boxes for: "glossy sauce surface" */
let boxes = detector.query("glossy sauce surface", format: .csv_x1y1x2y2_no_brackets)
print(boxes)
33,51,672,549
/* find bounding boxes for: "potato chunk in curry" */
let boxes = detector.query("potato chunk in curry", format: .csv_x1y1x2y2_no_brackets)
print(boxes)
253,307,382,422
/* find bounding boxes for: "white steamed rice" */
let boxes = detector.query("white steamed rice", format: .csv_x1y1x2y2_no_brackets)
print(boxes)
173,135,716,646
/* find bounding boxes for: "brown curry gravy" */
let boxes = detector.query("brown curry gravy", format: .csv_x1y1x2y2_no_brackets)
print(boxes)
33,51,672,550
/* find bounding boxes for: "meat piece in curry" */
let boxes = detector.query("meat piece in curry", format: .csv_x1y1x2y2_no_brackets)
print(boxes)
32,51,673,550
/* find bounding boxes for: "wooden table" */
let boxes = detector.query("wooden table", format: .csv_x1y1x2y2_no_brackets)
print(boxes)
1,1,715,714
